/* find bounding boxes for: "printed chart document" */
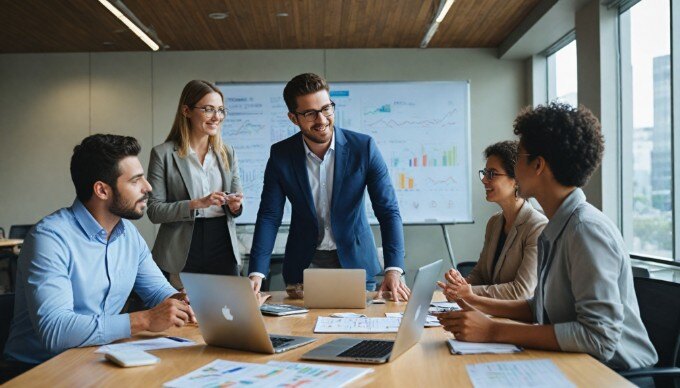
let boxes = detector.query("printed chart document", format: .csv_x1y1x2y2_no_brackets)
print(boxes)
385,312,441,327
267,361,372,386
430,301,461,311
96,337,196,354
466,359,575,388
164,359,372,387
447,339,522,355
314,316,401,333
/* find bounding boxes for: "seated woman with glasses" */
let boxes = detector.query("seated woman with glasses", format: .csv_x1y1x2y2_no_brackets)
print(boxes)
146,80,244,290
438,141,547,300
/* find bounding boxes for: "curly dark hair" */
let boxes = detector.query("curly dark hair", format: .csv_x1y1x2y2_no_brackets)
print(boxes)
283,73,329,112
484,140,518,179
513,102,604,187
70,134,141,202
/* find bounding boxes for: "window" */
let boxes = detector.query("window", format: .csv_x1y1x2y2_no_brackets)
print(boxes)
620,0,672,259
547,39,578,106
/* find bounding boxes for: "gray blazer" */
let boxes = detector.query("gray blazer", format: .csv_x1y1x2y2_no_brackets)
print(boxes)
467,200,547,299
147,141,242,275
530,188,657,370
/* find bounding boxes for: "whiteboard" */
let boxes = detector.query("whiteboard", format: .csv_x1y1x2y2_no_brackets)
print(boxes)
218,81,472,225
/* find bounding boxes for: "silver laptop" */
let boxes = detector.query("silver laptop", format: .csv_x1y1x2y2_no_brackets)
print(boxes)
181,273,316,353
301,260,443,363
304,268,366,308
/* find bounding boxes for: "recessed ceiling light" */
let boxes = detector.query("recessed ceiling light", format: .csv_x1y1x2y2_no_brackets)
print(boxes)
276,12,289,17
208,12,228,20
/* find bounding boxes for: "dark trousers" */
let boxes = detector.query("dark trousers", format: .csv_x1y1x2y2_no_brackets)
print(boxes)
183,216,239,276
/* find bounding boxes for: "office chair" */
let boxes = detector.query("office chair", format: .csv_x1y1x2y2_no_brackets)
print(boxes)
0,224,33,293
619,277,680,388
0,292,34,384
632,266,651,278
456,261,477,278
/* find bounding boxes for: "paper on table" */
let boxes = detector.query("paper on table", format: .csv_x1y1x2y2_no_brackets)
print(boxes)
430,301,461,311
164,359,373,388
314,316,401,333
385,312,441,327
466,359,575,388
267,361,372,387
96,337,196,354
164,360,296,388
447,339,522,355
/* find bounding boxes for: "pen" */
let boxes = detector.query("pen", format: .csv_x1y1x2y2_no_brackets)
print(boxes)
167,336,190,343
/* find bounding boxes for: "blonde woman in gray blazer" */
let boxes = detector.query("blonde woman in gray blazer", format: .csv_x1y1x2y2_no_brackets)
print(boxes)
439,141,547,300
147,80,243,290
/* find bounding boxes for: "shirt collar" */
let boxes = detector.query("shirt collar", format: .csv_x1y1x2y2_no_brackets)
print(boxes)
71,198,126,242
302,131,335,160
541,188,586,243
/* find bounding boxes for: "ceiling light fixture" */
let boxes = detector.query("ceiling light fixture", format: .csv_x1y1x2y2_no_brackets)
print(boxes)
208,12,228,20
97,0,162,51
420,0,455,48
276,12,289,17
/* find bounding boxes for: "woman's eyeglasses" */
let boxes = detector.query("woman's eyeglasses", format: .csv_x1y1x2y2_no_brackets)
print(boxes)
478,168,508,181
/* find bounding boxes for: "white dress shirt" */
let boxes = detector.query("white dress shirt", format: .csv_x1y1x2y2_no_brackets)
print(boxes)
303,134,337,250
187,146,224,218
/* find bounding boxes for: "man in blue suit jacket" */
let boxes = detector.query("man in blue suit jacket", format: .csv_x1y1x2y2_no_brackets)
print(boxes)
248,73,410,301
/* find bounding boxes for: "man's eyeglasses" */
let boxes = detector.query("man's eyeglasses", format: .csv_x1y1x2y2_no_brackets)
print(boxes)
192,105,227,119
293,102,335,122
478,168,508,181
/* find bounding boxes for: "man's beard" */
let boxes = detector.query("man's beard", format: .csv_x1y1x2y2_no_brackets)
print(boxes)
109,189,149,220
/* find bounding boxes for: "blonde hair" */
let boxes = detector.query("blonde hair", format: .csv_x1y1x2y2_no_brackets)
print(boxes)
166,80,229,170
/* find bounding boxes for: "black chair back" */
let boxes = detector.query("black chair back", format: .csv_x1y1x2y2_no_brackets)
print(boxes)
8,225,33,240
633,277,680,368
632,266,651,278
456,261,477,278
0,293,15,356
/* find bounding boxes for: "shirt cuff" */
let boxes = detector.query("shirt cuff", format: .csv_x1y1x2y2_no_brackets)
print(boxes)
384,267,404,275
553,322,577,352
249,272,266,279
103,313,132,344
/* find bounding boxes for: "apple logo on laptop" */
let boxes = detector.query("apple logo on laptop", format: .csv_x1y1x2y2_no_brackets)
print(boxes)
221,306,234,321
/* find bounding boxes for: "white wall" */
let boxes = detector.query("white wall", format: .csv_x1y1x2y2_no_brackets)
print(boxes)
0,48,525,273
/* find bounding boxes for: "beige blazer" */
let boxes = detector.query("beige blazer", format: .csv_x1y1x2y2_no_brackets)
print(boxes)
146,141,242,277
467,200,547,299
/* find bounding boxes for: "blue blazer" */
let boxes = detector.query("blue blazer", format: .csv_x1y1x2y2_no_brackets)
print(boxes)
249,127,405,284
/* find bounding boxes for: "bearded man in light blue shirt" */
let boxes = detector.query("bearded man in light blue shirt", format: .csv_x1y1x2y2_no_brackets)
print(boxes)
4,134,195,367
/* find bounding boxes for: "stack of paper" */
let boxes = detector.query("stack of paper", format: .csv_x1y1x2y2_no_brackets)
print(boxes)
447,339,522,355
96,337,196,354
314,316,401,333
430,301,461,311
465,359,575,388
385,312,441,327
164,359,372,387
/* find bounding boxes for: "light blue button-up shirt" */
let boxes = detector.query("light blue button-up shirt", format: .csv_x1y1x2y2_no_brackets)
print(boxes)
4,199,176,364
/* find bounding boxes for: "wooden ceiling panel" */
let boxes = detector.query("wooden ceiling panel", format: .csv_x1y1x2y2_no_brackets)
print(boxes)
124,0,438,50
0,0,540,53
0,0,147,53
430,0,542,48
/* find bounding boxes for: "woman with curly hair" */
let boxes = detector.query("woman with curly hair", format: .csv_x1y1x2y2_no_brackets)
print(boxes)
438,141,547,300
437,102,657,371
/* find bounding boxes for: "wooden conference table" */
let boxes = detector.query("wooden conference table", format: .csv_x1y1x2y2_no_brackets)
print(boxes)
5,292,631,387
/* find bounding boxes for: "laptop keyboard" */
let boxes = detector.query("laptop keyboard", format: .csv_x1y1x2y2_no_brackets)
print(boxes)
337,340,394,359
270,336,295,348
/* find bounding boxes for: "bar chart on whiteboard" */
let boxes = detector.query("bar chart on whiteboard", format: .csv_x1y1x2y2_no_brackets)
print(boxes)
218,81,472,224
